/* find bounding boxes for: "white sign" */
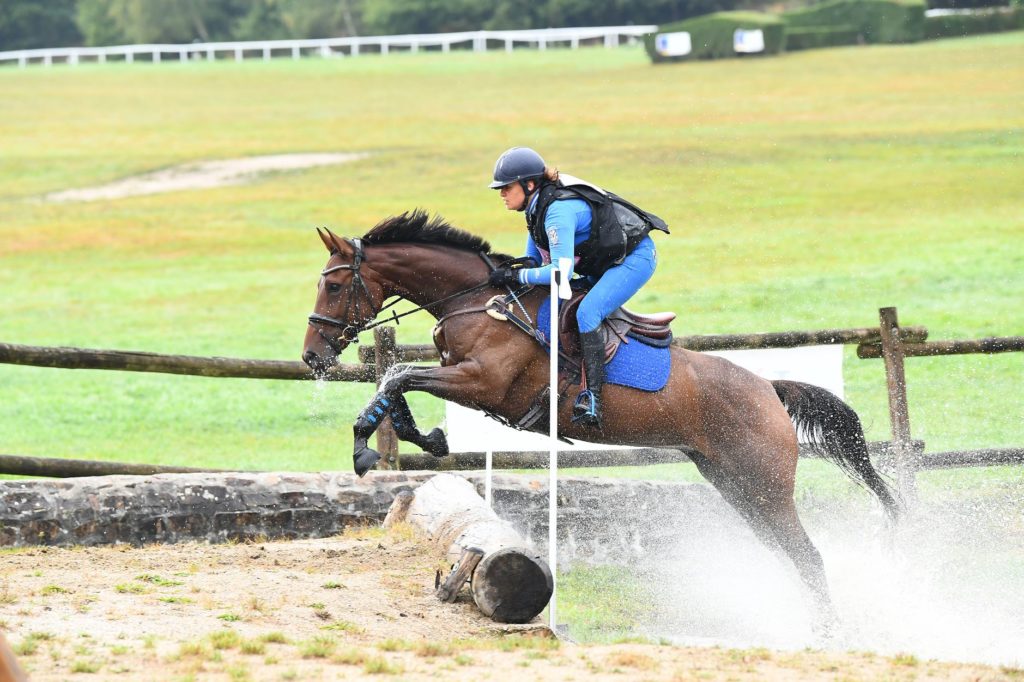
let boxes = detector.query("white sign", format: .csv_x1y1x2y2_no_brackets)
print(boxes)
444,401,624,453
734,28,765,53
445,345,844,452
654,31,692,57
706,345,844,399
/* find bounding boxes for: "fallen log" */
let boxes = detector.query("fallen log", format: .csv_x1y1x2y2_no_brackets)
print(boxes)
384,473,552,624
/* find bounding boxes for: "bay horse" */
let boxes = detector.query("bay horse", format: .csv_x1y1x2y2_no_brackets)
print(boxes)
301,211,900,633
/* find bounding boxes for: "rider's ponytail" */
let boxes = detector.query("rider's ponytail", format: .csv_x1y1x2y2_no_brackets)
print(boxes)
542,167,560,183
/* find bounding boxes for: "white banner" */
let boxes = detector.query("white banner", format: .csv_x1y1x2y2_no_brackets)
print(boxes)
654,31,692,57
734,28,765,53
706,345,844,399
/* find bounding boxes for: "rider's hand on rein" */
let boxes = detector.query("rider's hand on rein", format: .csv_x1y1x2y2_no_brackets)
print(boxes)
488,268,518,288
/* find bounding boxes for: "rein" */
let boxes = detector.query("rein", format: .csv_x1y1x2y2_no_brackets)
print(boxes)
307,237,497,349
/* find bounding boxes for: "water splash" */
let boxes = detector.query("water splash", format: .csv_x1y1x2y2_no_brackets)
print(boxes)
306,377,335,427
567,479,1024,667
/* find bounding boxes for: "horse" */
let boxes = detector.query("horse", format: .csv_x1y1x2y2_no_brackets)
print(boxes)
301,210,900,634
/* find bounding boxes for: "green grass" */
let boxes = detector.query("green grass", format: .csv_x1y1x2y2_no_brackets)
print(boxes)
558,565,656,642
0,35,1022,473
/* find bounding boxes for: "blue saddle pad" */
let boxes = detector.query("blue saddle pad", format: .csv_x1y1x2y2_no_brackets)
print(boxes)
537,299,671,392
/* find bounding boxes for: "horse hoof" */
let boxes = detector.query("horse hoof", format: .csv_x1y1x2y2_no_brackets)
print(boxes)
425,428,449,458
353,447,382,477
811,609,842,644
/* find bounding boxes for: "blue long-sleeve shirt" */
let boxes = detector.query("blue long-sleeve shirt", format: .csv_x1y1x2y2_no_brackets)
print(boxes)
517,195,592,285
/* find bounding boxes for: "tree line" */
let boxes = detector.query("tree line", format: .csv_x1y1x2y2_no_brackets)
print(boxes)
0,0,738,51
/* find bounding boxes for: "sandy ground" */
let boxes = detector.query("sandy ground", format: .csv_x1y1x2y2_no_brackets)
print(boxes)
44,152,369,202
0,525,1017,682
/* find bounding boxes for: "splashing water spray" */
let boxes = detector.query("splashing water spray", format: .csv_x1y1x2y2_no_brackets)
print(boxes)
617,472,1024,666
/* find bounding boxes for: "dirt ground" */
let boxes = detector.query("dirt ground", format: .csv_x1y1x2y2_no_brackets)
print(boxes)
0,525,1017,682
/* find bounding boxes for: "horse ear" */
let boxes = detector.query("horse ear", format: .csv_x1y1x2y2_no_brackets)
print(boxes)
317,227,349,254
325,228,345,254
316,227,334,253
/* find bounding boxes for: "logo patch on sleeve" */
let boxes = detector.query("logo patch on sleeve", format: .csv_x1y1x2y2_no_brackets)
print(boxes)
546,227,559,246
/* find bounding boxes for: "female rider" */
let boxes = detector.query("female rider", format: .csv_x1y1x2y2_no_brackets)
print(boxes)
486,146,663,429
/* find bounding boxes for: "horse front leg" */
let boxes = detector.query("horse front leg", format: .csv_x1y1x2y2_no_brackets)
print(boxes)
352,364,475,476
351,392,448,476
388,394,449,457
351,391,393,477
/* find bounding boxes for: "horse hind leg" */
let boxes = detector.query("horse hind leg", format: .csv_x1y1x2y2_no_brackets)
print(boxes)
691,451,839,639
688,451,786,554
759,500,840,639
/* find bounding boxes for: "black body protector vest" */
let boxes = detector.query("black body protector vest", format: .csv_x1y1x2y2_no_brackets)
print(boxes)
525,174,670,278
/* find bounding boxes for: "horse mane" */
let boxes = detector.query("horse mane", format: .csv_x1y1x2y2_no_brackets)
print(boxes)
362,210,512,260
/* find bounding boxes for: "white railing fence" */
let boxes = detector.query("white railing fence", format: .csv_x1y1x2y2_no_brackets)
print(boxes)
0,26,657,68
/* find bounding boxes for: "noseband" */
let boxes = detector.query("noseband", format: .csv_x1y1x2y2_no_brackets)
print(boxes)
307,237,377,351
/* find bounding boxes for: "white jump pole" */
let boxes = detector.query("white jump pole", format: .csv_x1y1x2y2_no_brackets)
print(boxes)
485,447,492,507
549,257,573,631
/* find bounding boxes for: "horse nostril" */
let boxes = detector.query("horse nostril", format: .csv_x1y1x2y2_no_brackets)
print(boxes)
302,349,319,367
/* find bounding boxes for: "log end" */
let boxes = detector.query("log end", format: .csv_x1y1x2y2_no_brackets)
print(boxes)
471,547,553,624
382,489,415,528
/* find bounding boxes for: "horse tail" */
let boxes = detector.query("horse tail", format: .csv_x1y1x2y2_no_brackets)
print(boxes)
772,379,902,522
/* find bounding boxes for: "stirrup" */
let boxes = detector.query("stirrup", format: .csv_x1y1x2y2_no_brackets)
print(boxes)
572,390,600,425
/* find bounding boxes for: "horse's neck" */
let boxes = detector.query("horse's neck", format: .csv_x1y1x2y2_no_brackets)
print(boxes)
370,244,489,317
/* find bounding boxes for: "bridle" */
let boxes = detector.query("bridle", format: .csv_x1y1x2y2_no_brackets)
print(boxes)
307,236,498,353
308,238,375,352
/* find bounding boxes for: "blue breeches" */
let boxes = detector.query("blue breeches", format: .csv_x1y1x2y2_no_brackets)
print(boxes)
576,236,657,334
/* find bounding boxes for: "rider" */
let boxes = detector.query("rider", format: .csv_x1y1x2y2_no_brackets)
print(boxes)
486,146,663,429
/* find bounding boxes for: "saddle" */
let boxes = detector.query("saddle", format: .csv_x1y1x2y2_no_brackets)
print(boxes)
558,291,675,363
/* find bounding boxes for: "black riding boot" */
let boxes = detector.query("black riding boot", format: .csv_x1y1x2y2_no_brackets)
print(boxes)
572,329,605,428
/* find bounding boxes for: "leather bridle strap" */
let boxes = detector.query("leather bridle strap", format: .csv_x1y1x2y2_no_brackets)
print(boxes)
307,238,377,346
308,243,498,346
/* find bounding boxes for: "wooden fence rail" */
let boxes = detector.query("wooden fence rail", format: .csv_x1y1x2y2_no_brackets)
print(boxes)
0,324,930,381
0,454,228,478
357,325,930,364
2,307,1021,484
0,342,375,383
857,336,1024,359
7,442,1019,480
387,442,1024,471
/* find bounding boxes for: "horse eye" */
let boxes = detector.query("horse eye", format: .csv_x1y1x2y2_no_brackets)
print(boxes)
327,283,342,294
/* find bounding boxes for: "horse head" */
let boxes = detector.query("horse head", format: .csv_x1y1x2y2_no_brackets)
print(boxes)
302,227,387,373
303,211,503,374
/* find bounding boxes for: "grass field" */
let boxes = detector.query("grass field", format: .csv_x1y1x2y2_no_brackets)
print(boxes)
1,34,1022,475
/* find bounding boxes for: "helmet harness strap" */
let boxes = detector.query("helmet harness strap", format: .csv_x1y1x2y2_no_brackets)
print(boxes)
517,178,537,213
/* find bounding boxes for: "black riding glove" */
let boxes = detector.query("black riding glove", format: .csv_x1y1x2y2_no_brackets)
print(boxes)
488,268,518,288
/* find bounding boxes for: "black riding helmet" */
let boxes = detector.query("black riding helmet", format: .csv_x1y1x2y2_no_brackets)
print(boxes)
489,146,545,189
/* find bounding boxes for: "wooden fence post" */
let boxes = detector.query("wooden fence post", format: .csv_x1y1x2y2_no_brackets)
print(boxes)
373,327,400,469
878,307,919,500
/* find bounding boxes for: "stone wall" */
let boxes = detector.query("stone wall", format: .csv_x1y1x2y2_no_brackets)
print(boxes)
0,471,742,566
